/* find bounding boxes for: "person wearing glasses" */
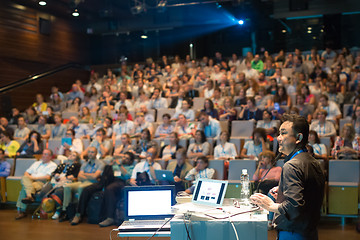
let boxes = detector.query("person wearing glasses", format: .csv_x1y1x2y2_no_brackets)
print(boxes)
130,147,161,186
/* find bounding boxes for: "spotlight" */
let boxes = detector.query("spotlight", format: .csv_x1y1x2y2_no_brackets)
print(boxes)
189,43,193,47
282,29,287,33
238,20,244,25
72,9,79,17
141,35,148,39
39,1,46,6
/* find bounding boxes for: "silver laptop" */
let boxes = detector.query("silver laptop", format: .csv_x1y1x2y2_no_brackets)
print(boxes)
155,170,174,182
173,178,228,213
118,185,175,233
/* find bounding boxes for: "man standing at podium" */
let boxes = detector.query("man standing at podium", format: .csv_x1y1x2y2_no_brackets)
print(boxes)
251,114,325,240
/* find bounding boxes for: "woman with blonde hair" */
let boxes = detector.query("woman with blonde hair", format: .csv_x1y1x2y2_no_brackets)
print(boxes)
332,123,360,159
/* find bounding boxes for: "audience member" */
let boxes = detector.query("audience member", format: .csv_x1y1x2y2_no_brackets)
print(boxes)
310,109,336,138
214,131,237,160
154,113,174,138
308,130,328,160
159,132,182,161
184,156,215,194
15,149,57,220
17,131,43,158
130,147,161,186
0,131,20,158
0,149,11,177
197,112,221,139
240,128,268,160
332,123,360,159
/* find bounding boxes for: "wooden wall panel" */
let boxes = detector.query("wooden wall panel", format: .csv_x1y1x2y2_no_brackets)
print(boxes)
0,0,90,116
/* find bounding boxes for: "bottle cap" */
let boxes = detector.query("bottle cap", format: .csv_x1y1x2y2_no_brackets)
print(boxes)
242,169,248,174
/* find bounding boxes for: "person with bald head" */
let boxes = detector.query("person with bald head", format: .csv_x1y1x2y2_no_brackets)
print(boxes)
69,116,90,139
0,117,14,136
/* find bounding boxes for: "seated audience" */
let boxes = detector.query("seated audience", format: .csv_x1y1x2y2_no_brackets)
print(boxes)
24,106,38,124
159,132,182,161
332,123,360,159
69,147,105,225
113,134,133,158
99,152,135,227
17,131,43,158
15,149,57,220
187,130,211,160
32,94,47,115
174,114,196,139
239,97,263,121
81,128,111,159
308,130,328,160
165,148,193,193
0,149,11,177
51,114,67,139
112,110,135,145
184,156,215,194
57,129,83,157
154,113,174,138
130,147,161,186
252,150,281,194
149,88,168,109
313,94,341,123
69,116,90,139
14,116,31,141
219,97,237,121
133,112,153,138
172,99,195,121
0,131,20,158
197,112,221,139
201,99,219,120
33,115,51,141
310,109,336,138
134,128,157,160
214,131,237,160
46,151,81,221
240,128,268,160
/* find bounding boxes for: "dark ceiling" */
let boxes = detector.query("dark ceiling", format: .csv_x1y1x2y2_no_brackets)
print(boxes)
12,0,270,35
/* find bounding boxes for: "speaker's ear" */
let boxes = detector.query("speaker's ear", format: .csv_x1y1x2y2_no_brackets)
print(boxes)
296,133,303,144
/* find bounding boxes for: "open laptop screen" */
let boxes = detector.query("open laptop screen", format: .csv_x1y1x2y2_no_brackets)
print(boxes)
193,179,228,206
124,185,176,220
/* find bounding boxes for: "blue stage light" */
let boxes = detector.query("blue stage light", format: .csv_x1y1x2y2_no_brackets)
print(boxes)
238,20,244,25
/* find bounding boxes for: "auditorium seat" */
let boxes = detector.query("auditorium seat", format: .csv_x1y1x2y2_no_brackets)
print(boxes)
228,159,256,181
6,158,38,202
328,160,360,220
230,120,255,139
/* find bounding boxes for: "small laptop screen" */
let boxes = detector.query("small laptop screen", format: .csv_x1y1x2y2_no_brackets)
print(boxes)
124,185,175,220
193,179,228,206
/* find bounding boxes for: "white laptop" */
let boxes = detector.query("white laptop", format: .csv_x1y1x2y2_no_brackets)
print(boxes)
118,185,175,233
155,170,174,182
173,178,228,213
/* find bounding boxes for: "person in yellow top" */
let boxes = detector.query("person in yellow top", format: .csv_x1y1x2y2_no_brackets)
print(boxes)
0,131,20,157
32,94,48,115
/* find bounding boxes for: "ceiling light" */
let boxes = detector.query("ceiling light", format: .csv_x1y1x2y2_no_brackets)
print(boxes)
238,20,244,25
39,1,47,6
141,35,148,39
282,29,287,33
72,9,79,17
307,27,312,30
307,30,312,34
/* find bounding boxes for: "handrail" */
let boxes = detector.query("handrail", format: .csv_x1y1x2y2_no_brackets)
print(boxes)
0,62,90,94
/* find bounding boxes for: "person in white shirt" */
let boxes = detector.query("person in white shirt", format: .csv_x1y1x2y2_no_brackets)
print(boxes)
184,156,215,194
243,60,259,80
214,131,237,160
57,129,83,156
133,90,151,112
114,92,133,112
149,88,168,109
130,147,162,186
15,149,57,219
313,94,342,123
308,130,328,160
112,110,135,145
172,99,195,121
310,109,336,138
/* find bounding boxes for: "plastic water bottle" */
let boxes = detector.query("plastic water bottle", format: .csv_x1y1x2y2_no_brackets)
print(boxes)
241,169,250,205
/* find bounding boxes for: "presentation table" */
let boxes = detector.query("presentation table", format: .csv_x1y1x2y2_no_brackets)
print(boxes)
118,202,268,240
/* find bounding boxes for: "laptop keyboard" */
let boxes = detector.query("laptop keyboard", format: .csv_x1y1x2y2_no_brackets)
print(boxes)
121,220,169,226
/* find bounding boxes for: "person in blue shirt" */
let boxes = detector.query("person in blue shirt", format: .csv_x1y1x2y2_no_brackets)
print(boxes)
0,149,11,177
